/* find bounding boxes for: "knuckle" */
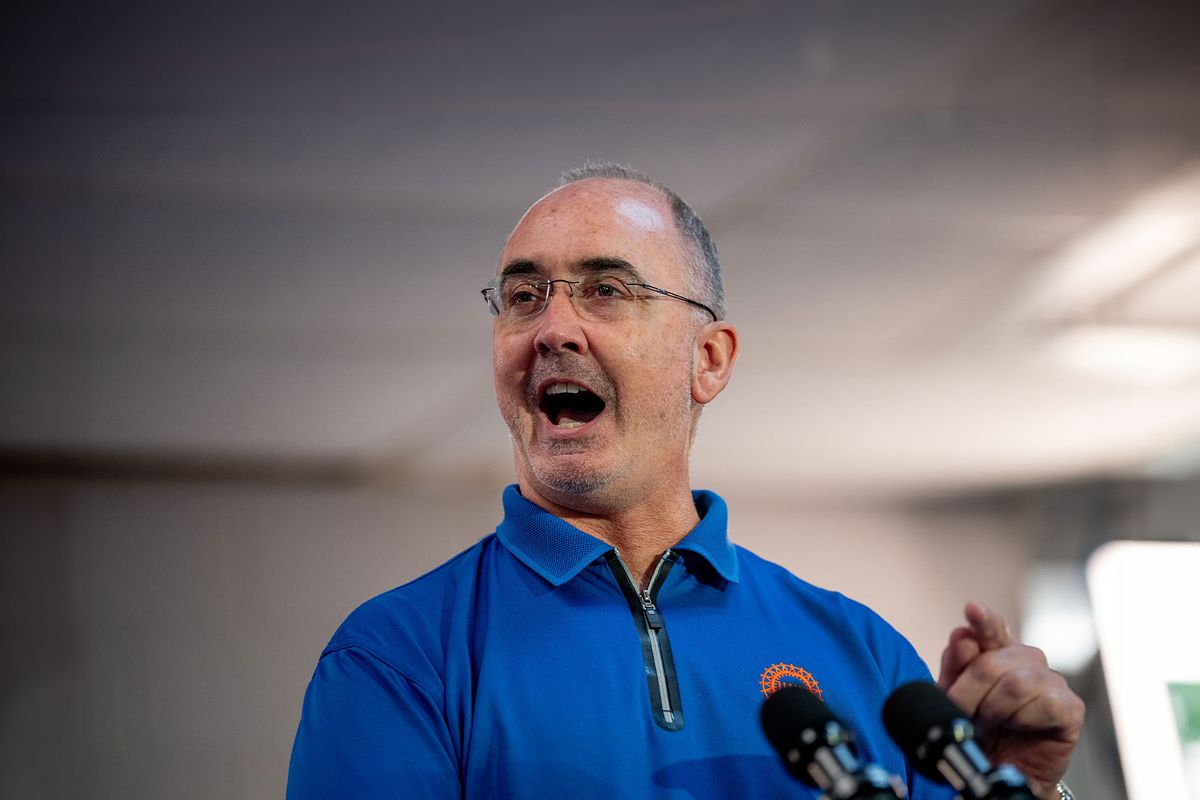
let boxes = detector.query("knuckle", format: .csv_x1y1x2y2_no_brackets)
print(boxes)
964,650,1004,683
999,666,1041,699
1053,688,1087,726
1019,643,1049,666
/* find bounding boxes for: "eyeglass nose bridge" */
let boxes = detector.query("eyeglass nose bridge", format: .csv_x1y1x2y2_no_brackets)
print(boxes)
536,278,582,313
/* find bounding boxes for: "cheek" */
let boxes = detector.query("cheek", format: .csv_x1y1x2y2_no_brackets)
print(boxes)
624,339,695,417
616,323,688,364
492,339,527,413
492,333,523,380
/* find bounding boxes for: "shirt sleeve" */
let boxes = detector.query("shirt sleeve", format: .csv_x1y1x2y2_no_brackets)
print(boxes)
286,645,460,799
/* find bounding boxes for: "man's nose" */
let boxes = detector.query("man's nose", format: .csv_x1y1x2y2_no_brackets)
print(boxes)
533,283,588,355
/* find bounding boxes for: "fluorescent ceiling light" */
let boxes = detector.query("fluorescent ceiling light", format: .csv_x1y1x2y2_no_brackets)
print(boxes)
1116,248,1200,324
1051,325,1200,387
1026,160,1200,320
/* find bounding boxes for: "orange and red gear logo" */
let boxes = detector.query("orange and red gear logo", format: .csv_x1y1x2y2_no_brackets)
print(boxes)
760,662,823,699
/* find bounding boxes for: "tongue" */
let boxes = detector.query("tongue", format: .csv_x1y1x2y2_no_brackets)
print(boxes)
555,405,601,428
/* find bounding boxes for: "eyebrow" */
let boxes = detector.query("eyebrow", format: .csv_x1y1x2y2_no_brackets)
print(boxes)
578,257,644,282
498,256,645,282
499,260,541,278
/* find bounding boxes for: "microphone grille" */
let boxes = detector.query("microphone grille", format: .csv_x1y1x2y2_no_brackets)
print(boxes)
760,686,835,785
882,681,967,775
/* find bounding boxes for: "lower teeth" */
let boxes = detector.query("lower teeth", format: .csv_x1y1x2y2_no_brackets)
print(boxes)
556,419,583,429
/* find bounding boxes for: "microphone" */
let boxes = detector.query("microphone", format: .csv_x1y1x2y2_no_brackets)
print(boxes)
761,686,907,799
882,681,1035,799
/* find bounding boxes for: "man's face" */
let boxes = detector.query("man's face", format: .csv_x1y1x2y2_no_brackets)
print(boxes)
492,178,704,512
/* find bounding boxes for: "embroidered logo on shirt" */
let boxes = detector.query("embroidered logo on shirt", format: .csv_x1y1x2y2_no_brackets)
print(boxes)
760,662,823,699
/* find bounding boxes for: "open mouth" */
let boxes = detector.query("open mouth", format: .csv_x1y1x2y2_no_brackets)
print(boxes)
539,382,606,429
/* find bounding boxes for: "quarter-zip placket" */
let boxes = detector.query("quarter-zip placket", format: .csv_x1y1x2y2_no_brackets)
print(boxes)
604,549,685,732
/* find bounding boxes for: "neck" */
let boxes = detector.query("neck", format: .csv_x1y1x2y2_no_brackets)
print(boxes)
595,500,699,590
518,481,701,590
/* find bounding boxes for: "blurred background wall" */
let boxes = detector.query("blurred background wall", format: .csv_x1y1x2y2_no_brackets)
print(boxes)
3,1,1200,797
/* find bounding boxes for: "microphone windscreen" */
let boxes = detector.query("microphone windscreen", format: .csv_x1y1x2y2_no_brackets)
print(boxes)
760,686,833,781
882,681,966,774
763,686,840,786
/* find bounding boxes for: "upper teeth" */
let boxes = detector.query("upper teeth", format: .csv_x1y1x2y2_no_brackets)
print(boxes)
546,382,582,395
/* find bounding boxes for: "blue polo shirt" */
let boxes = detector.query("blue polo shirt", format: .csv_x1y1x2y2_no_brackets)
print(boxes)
287,486,954,799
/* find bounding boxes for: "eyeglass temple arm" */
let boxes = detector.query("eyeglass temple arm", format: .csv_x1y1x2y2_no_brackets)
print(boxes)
633,284,718,321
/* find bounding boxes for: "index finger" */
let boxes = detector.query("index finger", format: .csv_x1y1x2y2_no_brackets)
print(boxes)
964,600,1015,652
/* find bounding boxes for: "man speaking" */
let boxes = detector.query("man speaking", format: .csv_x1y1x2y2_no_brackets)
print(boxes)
287,164,1084,798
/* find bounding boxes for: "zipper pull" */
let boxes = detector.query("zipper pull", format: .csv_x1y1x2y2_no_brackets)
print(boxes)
641,592,664,630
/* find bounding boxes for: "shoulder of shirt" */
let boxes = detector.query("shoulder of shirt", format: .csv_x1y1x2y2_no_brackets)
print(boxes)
733,544,919,653
318,534,504,674
735,545,934,690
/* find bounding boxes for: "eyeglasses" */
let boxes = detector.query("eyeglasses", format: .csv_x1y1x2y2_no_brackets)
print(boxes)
481,273,718,323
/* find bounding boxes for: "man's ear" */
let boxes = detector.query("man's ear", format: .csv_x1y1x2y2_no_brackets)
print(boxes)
692,322,739,405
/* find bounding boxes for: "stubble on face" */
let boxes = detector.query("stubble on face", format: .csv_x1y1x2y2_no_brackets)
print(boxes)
499,349,622,496
497,321,699,504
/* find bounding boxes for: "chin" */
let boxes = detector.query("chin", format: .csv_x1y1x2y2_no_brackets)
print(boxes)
527,453,622,502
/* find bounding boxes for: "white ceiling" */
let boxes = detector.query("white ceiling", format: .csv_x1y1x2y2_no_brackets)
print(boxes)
3,0,1199,498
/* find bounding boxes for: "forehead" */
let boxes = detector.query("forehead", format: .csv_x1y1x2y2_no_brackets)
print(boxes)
499,179,687,283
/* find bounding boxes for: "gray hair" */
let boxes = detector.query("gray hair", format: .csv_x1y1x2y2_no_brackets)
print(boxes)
558,162,726,321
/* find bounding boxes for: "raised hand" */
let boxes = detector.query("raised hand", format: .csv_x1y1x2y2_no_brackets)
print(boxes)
937,601,1085,798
